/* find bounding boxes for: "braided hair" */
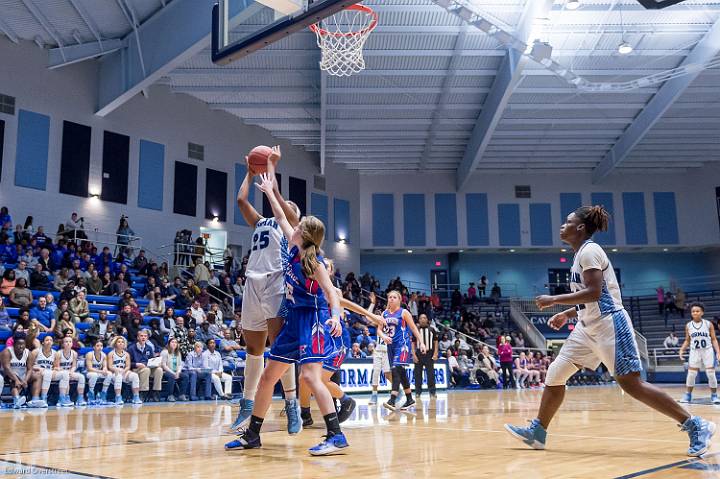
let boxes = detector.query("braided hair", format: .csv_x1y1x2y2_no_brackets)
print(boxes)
573,205,610,237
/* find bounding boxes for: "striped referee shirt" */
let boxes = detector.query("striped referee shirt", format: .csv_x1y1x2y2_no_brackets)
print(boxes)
415,326,438,357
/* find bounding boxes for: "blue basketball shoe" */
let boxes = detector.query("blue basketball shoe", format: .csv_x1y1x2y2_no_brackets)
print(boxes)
285,398,302,435
504,418,547,450
225,429,261,451
680,392,692,403
308,432,349,456
229,398,254,432
682,416,716,457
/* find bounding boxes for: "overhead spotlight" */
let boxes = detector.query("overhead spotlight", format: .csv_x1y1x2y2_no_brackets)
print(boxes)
560,248,567,252
509,249,515,253
212,215,219,223
618,41,633,55
565,0,580,10
407,250,413,254
663,248,669,252
611,248,619,252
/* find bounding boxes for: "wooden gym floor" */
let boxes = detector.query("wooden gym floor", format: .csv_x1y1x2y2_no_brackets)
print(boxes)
0,385,719,478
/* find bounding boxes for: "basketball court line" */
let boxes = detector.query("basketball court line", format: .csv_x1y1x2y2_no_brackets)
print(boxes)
613,452,720,479
0,459,116,479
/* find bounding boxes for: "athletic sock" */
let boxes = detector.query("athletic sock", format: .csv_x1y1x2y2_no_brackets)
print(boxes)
405,391,413,402
284,390,297,401
31,396,39,401
301,407,311,416
249,415,264,434
387,395,396,405
340,393,349,403
323,413,341,436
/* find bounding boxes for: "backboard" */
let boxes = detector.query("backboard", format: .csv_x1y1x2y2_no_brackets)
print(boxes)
212,0,363,66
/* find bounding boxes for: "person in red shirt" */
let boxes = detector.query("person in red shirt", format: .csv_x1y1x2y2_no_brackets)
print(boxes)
498,335,514,389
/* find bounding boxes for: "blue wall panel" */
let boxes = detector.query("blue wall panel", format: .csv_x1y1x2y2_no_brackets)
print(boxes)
137,140,164,211
498,203,521,246
311,193,329,239
334,198,350,243
529,203,553,246
403,194,425,247
372,194,394,247
234,163,256,226
622,192,648,245
435,193,458,246
654,192,679,244
559,192,582,221
466,193,489,246
14,109,50,190
590,192,616,244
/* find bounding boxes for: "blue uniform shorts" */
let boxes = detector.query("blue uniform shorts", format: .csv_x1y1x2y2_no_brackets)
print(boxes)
269,307,339,365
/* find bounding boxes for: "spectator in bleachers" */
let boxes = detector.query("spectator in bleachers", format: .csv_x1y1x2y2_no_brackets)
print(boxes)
203,338,232,400
142,276,158,299
170,316,191,358
206,313,223,341
86,269,102,295
208,302,223,324
467,283,477,304
407,292,419,319
9,278,33,307
30,296,54,330
146,292,166,317
189,300,206,325
664,290,677,316
656,286,665,314
65,212,86,240
196,287,211,309
13,260,29,284
174,287,192,310
30,264,50,290
20,248,38,269
53,268,70,292
44,293,57,313
160,337,189,402
0,206,11,228
350,343,366,359
132,250,148,273
148,319,165,351
218,276,234,300
664,331,679,349
446,349,461,387
53,311,76,342
58,280,76,303
100,272,113,296
218,327,243,371
475,345,500,387
479,275,488,297
185,341,212,401
166,277,182,301
196,321,212,344
96,246,113,271
88,311,111,343
451,288,462,309
115,216,135,257
193,258,211,289
1,269,16,295
159,308,176,336
438,333,452,354
33,227,49,247
186,278,200,298
126,314,144,341
38,248,53,272
69,291,89,323
230,316,243,342
0,296,11,331
54,299,70,323
111,272,129,296
221,298,234,320
128,329,163,402
0,238,17,264
232,276,243,299
490,283,502,303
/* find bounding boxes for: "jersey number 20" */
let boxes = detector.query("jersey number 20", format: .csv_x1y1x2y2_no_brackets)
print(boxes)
252,231,270,251
694,339,708,349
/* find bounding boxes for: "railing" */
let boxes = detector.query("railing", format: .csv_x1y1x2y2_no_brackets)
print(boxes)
436,323,498,353
509,300,547,349
509,297,566,315
157,242,226,269
635,330,650,370
650,347,684,370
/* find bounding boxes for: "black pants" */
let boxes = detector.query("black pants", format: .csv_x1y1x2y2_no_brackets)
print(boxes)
391,365,411,393
414,354,436,395
500,361,515,389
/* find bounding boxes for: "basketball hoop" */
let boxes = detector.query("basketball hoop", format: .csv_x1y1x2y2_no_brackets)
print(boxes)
309,4,378,77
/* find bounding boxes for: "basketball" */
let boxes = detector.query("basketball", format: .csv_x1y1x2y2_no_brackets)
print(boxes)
248,145,273,174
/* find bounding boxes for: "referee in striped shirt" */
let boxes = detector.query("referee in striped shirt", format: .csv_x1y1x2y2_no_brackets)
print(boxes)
412,313,439,397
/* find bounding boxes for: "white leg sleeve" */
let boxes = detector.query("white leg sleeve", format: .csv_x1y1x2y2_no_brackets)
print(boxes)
126,372,140,389
687,369,698,388
87,372,99,389
708,369,718,389
211,374,224,396
371,356,382,387
114,372,124,391
42,369,53,391
102,372,113,389
73,372,85,390
280,364,296,394
243,354,264,401
222,373,233,395
0,375,4,393
59,371,70,390
545,357,580,387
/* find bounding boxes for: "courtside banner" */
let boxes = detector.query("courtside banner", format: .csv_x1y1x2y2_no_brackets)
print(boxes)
338,358,449,393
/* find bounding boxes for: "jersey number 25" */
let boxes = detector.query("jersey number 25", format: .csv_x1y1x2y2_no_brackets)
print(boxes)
252,231,270,251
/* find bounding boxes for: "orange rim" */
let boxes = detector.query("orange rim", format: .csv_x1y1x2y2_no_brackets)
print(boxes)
309,4,378,38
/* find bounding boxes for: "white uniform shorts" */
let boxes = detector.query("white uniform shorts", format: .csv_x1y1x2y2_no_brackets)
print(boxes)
371,349,391,386
241,271,285,332
689,349,716,370
557,309,642,377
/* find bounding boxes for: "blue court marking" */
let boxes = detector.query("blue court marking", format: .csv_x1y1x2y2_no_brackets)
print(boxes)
614,452,720,478
0,459,115,479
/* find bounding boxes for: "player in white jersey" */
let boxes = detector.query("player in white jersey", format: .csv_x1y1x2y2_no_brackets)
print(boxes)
505,205,715,457
85,339,113,405
28,335,62,407
0,332,33,408
679,303,720,404
230,145,303,434
107,336,142,406
54,336,87,407
368,293,392,405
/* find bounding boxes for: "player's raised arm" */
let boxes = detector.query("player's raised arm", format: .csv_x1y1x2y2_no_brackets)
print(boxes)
339,296,386,329
256,173,294,240
237,157,263,227
267,146,300,228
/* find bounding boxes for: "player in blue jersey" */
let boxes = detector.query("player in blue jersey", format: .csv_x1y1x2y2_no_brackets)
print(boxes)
226,173,347,456
382,290,426,411
505,205,715,457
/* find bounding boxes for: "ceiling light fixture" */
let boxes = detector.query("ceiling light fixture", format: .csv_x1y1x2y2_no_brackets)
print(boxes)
565,0,580,10
617,4,633,55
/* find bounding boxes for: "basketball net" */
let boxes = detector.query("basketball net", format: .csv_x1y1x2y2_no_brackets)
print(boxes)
310,4,378,77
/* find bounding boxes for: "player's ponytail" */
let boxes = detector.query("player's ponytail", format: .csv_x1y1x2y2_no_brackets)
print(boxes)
299,216,326,278
574,205,610,236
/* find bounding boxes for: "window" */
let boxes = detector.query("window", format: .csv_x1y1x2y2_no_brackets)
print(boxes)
0,94,15,115
515,185,531,199
188,142,204,161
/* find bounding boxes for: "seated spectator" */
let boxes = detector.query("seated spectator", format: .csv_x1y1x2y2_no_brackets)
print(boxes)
86,269,102,295
166,277,183,300
196,287,210,309
232,276,244,299
53,268,71,292
218,276,234,299
125,313,144,341
30,263,51,290
111,272,129,296
128,330,163,402
59,280,76,303
186,278,200,299
0,206,12,229
30,296,54,331
196,322,212,344
13,261,30,284
132,250,149,273
146,292,166,317
185,341,212,400
206,313,223,341
54,299,71,323
446,349,461,387
69,291,90,323
170,316,192,358
174,286,192,309
209,302,223,324
664,331,679,349
220,298,234,321
53,311,76,343
9,278,33,307
88,310,111,343
531,351,547,385
230,316,243,342
189,300,206,325
0,296,12,331
218,327,243,371
159,307,176,336
142,276,158,299
438,333,453,354
1,269,16,295
160,338,189,402
349,342,366,359
148,318,165,351
99,272,113,296
356,327,371,350
37,248,53,272
202,339,232,400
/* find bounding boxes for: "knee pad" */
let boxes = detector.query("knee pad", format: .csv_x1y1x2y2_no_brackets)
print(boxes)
59,371,70,389
75,373,85,387
708,370,717,388
103,373,113,386
130,372,140,389
87,372,98,388
42,369,53,389
687,369,698,388
545,357,579,387
114,373,124,389
280,364,296,392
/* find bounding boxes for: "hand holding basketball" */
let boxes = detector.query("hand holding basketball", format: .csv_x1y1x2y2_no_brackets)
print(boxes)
268,145,281,165
247,145,273,174
255,173,274,195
